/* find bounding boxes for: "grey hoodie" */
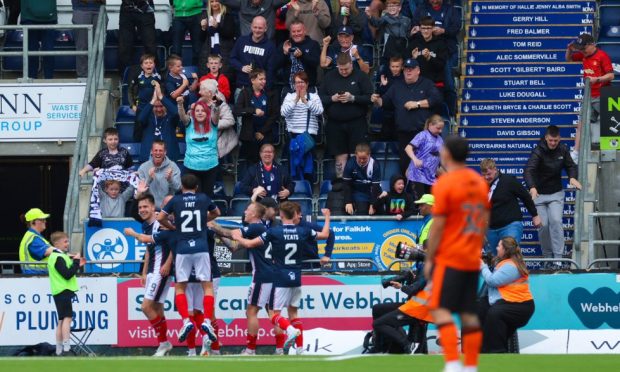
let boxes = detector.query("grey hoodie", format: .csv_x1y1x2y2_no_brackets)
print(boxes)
137,156,182,207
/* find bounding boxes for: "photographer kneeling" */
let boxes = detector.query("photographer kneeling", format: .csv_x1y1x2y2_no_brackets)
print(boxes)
370,194,435,354
480,237,535,353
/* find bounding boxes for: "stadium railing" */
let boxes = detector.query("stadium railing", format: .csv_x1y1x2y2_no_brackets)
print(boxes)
573,78,593,268
587,212,620,268
62,8,108,243
0,21,100,81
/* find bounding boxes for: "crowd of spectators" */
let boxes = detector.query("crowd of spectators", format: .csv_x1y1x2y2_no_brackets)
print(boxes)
39,0,464,220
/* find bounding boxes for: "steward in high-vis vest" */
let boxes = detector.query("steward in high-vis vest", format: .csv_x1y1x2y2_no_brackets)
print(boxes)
480,237,535,353
19,208,53,274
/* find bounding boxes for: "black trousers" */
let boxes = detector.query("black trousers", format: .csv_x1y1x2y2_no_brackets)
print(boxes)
118,10,157,74
480,299,535,353
371,303,428,354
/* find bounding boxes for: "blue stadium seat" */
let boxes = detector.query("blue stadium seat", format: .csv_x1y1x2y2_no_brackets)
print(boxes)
125,143,141,158
233,182,246,197
321,159,336,183
380,180,390,193
116,105,137,123
385,142,400,160
599,42,620,64
230,197,251,216
599,5,620,27
213,181,228,199
293,180,313,197
319,180,332,196
599,26,620,43
213,199,229,216
370,142,388,157
289,197,314,215
382,159,401,179
115,122,134,143
183,65,199,78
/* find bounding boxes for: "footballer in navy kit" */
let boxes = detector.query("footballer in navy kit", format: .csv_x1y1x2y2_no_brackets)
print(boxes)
232,202,331,353
124,193,174,356
157,174,220,344
210,202,271,355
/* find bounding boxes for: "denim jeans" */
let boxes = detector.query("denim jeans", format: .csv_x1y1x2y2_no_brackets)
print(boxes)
485,220,524,256
171,14,203,66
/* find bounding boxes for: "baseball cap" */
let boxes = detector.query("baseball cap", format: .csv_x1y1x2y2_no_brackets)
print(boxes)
403,58,419,68
25,208,50,222
414,194,435,206
338,26,353,35
572,33,595,50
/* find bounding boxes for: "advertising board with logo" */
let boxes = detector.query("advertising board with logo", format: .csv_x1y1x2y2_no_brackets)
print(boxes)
0,278,117,345
600,86,620,151
316,218,424,270
115,275,405,350
0,83,85,142
84,219,146,273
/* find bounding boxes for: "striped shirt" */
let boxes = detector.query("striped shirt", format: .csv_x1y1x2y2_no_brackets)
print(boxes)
280,92,323,135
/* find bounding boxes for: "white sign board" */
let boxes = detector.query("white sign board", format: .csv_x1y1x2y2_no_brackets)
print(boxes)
0,83,85,142
0,277,117,345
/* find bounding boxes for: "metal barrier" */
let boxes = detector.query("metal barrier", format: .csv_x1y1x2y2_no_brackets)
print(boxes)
63,8,108,237
588,212,620,265
0,23,93,81
0,258,380,275
573,78,592,266
587,258,620,269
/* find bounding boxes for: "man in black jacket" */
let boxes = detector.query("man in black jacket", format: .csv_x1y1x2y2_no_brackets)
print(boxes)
277,20,321,91
320,53,373,178
481,159,541,256
524,126,581,264
371,58,442,176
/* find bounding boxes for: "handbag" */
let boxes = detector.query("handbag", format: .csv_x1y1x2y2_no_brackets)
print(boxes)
297,92,315,153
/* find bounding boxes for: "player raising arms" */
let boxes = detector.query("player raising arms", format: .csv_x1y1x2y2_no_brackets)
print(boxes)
211,202,271,355
157,174,220,344
232,202,332,354
424,136,490,372
124,193,174,356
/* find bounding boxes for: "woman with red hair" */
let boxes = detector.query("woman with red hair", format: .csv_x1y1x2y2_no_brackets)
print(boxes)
177,79,233,196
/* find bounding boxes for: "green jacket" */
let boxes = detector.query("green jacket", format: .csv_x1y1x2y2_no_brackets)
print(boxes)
48,249,79,296
173,0,204,18
20,0,58,23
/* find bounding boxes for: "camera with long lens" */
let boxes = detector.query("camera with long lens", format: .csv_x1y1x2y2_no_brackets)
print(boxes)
381,270,415,289
395,242,426,262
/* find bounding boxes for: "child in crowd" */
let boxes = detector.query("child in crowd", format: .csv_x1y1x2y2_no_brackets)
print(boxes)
199,54,231,102
47,231,85,356
129,53,161,113
366,0,411,64
371,174,416,220
374,56,404,140
164,55,198,108
98,180,135,218
79,127,133,177
234,68,278,164
404,114,445,199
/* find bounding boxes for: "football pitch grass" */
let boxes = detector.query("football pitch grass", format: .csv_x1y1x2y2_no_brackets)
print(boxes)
1,354,619,372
